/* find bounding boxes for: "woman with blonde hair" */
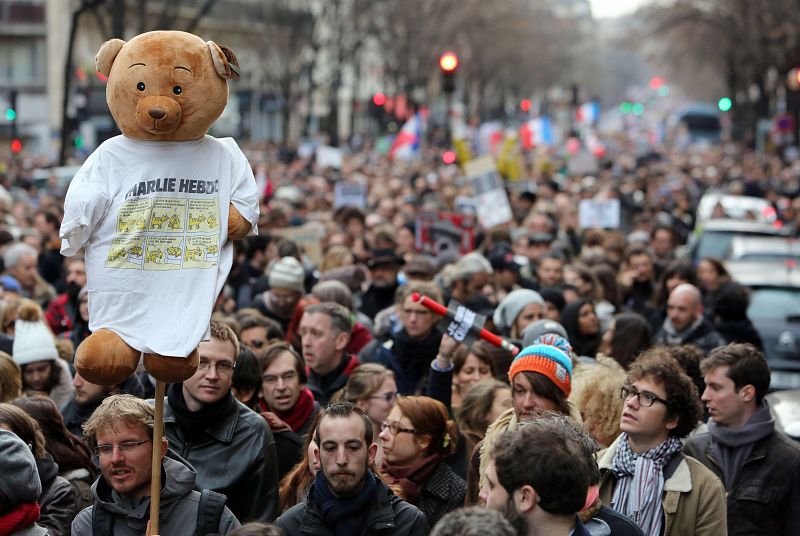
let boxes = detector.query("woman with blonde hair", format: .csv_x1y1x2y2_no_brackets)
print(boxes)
569,355,626,448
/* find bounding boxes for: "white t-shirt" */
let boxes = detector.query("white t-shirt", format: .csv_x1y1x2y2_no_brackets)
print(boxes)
60,135,258,356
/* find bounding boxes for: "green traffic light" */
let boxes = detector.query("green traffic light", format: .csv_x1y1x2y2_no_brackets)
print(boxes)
657,85,670,97
632,103,644,115
5,108,16,121
718,97,732,112
74,135,84,149
620,102,632,114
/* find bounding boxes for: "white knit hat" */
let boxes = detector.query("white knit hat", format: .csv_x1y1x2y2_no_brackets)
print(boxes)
12,299,58,365
268,256,305,293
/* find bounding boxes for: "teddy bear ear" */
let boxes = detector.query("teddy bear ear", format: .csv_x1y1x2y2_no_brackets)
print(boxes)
207,41,240,80
95,38,126,78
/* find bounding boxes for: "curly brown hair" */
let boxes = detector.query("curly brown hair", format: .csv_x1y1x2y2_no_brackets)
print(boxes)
627,348,703,438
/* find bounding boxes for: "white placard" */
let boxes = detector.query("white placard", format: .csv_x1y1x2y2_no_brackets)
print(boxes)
316,145,343,169
334,182,367,209
579,199,621,229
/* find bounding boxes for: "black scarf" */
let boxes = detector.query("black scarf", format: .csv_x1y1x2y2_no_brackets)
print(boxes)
311,470,378,536
708,402,775,487
167,383,237,441
393,328,442,393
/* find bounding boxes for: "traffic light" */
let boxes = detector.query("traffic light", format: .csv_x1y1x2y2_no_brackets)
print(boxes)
439,51,459,94
520,99,532,112
10,138,22,154
372,92,386,107
5,90,16,123
718,97,733,112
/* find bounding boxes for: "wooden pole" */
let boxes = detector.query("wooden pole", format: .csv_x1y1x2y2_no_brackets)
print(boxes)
149,380,165,536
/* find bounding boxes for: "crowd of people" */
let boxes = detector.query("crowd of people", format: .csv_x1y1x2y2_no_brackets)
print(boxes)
0,140,800,535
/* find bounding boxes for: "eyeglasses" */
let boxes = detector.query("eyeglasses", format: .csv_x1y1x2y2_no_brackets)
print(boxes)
620,385,670,407
380,421,417,436
262,371,299,386
368,392,397,404
94,439,151,457
198,359,235,375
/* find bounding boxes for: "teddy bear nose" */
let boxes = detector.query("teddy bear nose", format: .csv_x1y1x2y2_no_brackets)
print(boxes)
148,107,167,120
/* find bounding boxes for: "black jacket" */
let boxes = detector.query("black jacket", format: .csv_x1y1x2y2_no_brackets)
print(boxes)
163,397,279,523
655,317,726,355
412,461,466,528
275,478,429,536
684,430,800,536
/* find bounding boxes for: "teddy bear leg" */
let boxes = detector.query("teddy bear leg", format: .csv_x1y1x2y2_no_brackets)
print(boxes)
143,349,200,384
227,203,250,240
75,329,141,386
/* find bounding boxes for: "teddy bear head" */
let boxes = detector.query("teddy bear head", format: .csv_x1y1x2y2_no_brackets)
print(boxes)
95,30,240,141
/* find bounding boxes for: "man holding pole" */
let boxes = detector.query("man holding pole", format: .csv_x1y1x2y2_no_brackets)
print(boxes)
71,394,241,536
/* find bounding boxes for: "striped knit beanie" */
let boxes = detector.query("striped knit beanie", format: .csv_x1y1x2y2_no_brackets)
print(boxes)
508,343,573,396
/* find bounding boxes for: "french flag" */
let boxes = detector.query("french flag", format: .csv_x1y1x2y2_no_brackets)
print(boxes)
389,112,425,161
519,117,554,150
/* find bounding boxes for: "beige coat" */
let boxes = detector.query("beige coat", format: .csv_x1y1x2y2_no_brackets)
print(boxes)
598,435,727,536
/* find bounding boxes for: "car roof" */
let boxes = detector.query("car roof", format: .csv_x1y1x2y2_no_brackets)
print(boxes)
729,236,800,254
726,260,800,287
701,219,784,234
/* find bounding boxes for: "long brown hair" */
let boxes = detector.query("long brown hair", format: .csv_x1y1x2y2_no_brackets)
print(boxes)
0,353,21,402
278,412,322,514
11,396,95,476
0,402,45,458
456,379,509,456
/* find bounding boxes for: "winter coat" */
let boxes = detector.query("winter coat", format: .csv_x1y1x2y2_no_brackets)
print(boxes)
275,478,429,536
37,454,76,536
598,435,727,536
684,430,800,536
71,455,240,536
163,397,279,523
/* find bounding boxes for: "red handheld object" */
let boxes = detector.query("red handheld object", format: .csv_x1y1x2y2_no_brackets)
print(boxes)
411,293,520,356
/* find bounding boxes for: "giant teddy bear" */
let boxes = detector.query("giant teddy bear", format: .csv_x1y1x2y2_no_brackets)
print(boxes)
60,31,258,385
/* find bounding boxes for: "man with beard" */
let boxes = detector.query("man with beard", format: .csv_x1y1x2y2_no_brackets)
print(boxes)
479,418,594,536
61,372,145,437
72,395,240,535
275,401,428,536
162,321,279,523
45,256,86,335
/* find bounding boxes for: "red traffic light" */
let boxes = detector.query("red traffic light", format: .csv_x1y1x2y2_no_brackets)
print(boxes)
439,52,459,73
372,92,386,107
520,99,532,112
442,150,457,165
10,138,22,154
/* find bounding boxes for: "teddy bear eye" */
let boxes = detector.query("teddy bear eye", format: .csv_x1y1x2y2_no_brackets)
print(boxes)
172,86,182,95
136,82,145,91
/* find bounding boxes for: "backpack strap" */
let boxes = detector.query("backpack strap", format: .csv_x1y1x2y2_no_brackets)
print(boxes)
91,504,114,535
196,489,228,536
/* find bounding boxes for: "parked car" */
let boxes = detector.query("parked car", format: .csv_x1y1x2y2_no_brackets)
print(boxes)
726,236,800,264
726,261,800,390
765,389,800,439
686,219,787,262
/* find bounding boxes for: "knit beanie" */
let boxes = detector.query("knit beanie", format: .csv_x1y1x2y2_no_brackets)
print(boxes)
493,289,545,331
0,429,41,504
12,299,58,366
508,343,573,396
268,256,305,293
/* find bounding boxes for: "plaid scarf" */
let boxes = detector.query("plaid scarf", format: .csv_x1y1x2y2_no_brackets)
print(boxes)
610,434,683,536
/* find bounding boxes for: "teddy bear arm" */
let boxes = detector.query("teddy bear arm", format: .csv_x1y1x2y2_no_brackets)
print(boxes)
227,202,251,240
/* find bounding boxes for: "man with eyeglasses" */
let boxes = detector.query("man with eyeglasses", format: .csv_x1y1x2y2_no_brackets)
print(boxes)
239,312,285,360
256,342,320,479
275,401,428,536
162,321,280,523
597,347,726,536
73,394,241,535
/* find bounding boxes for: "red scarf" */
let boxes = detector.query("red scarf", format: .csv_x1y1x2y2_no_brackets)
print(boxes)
259,387,315,433
0,502,40,536
380,453,441,503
